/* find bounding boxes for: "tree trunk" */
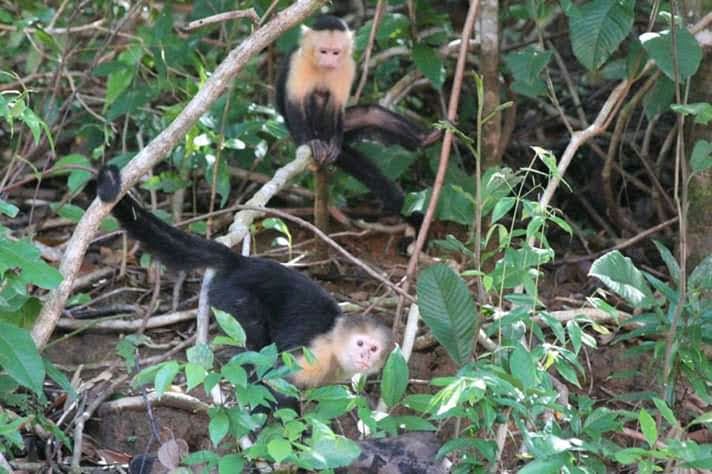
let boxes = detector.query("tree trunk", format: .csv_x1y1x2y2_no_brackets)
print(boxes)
687,7,712,268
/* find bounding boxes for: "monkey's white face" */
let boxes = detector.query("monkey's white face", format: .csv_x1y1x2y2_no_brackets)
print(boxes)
307,32,351,70
337,332,386,376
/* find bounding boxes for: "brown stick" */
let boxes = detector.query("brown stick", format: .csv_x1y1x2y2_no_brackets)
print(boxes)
314,168,330,258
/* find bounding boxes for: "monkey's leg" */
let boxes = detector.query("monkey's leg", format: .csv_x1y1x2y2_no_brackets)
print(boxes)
344,105,441,150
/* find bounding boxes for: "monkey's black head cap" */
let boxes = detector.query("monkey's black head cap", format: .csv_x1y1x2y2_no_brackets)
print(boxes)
311,15,348,31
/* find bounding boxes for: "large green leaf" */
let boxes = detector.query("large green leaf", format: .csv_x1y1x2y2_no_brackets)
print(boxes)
416,263,477,366
588,251,655,309
641,28,702,81
0,321,45,396
381,347,409,408
412,43,445,89
567,0,634,70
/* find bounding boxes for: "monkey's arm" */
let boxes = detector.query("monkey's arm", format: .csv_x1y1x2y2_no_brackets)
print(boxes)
344,105,441,150
291,338,338,388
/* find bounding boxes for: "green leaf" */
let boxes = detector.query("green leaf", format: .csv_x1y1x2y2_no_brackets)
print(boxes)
267,438,292,463
209,409,229,446
567,0,634,70
690,140,712,175
218,454,244,474
417,263,477,366
639,408,658,447
643,76,674,120
105,66,134,109
186,343,213,369
689,410,712,427
52,154,92,193
588,251,656,309
0,237,63,289
652,240,680,283
0,199,19,218
510,344,538,390
670,103,712,125
184,363,207,391
213,308,246,347
311,435,361,468
640,28,702,81
504,47,552,98
154,361,180,398
652,397,678,427
381,347,409,408
518,454,567,474
689,255,712,291
491,197,516,223
0,321,45,396
221,362,248,388
412,43,445,89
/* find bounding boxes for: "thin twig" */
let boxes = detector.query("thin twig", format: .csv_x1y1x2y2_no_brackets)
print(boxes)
183,9,259,31
352,0,385,103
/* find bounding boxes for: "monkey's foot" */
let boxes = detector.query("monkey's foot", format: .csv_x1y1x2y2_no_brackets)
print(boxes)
308,140,338,166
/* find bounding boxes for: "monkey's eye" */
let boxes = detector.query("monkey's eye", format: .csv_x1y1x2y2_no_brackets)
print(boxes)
332,51,339,56
370,346,378,353
357,340,364,347
320,49,328,54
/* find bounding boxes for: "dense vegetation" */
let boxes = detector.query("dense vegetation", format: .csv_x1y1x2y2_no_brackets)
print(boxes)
1,0,711,472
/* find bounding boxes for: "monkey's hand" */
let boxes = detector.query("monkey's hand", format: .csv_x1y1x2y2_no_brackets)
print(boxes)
307,139,338,167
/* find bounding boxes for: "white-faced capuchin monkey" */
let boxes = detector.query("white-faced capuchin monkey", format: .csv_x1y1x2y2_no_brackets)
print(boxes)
276,15,355,166
92,166,393,396
276,15,441,251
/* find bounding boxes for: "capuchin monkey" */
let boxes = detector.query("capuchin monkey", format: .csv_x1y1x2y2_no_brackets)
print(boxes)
276,15,355,166
275,15,441,249
93,166,393,391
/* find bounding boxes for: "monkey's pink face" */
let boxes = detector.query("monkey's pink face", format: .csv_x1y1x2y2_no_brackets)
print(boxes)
314,44,345,70
337,332,385,376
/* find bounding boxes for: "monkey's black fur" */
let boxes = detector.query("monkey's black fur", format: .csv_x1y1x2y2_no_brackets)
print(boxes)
95,165,343,353
311,14,348,31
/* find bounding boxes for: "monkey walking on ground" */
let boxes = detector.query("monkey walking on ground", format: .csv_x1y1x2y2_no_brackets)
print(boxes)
275,15,441,242
93,166,393,391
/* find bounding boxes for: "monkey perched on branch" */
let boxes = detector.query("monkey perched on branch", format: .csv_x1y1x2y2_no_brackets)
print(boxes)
93,166,393,391
275,15,441,243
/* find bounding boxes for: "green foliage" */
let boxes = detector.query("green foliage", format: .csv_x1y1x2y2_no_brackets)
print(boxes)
566,0,634,70
0,322,45,397
589,251,656,309
412,43,446,89
504,47,552,98
417,263,477,366
641,27,702,81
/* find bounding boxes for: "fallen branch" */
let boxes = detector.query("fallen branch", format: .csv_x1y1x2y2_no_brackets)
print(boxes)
98,391,210,415
56,310,196,332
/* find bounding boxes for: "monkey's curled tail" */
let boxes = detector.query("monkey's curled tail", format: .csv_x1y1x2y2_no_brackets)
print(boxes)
95,165,239,272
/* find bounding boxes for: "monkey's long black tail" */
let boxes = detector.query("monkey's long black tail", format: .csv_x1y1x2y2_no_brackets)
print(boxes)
94,165,240,272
